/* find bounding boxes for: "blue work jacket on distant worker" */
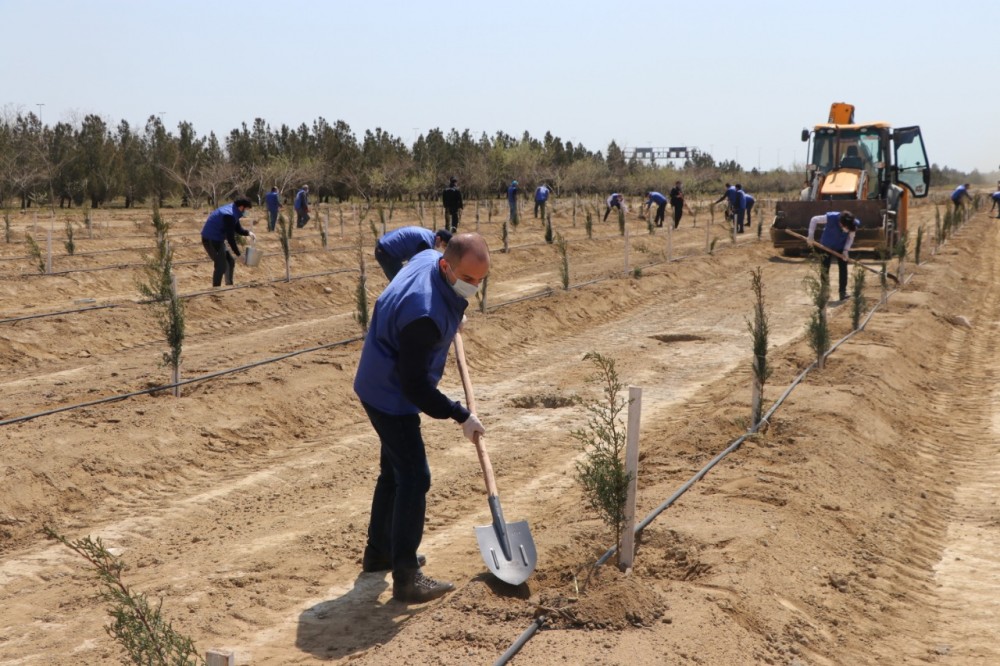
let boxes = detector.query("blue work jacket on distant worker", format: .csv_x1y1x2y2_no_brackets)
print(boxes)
377,227,439,262
507,182,519,204
265,190,280,212
817,211,860,252
354,250,469,416
951,184,968,203
201,203,251,252
646,191,667,206
732,189,746,212
535,185,550,202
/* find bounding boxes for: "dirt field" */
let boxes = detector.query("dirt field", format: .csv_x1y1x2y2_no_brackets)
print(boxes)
2,196,998,665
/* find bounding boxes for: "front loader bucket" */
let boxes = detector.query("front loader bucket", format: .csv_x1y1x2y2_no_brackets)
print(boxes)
770,199,886,252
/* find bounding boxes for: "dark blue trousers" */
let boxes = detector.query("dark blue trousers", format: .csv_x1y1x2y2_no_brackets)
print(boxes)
362,402,431,573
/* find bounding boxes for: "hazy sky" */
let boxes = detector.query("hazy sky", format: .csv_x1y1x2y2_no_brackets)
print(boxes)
4,0,997,173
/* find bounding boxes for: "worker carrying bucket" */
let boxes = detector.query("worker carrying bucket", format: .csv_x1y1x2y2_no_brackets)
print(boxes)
200,197,256,287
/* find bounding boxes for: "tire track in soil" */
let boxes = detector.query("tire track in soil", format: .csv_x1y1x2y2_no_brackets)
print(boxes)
907,221,1000,663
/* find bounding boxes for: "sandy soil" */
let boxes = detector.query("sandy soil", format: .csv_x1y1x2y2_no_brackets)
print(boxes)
2,196,998,665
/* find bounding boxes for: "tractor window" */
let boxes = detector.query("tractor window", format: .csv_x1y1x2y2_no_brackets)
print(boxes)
857,132,883,199
812,131,835,173
894,126,930,198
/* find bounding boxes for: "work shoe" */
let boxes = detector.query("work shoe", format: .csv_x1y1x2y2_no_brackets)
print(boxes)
362,547,426,573
392,570,454,603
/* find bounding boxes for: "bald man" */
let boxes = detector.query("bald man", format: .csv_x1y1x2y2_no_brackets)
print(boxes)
354,233,490,603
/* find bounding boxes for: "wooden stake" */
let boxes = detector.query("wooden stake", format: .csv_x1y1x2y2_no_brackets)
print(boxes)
620,385,642,571
624,226,630,273
46,224,52,273
170,273,181,398
666,219,673,263
205,650,235,666
705,208,711,254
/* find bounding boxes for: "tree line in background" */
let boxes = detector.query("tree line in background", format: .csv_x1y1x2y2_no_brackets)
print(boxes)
1,111,993,211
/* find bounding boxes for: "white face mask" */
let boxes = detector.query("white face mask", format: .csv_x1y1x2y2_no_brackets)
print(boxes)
451,278,478,299
442,260,479,299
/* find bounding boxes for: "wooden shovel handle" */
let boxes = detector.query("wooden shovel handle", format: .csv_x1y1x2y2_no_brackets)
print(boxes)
453,331,500,497
784,228,899,284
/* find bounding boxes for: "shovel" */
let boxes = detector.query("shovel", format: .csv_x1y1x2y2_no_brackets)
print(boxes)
783,228,899,284
453,331,537,585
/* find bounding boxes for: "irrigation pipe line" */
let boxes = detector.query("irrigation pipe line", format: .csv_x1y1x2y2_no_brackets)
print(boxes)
3,245,336,279
0,268,359,325
0,335,364,428
493,221,965,666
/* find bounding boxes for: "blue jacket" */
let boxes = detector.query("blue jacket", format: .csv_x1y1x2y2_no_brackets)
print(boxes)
646,192,667,206
535,186,550,202
201,203,249,244
507,184,519,203
819,211,860,252
354,250,468,415
951,185,968,203
991,192,1000,203
265,191,280,212
377,227,437,261
294,188,309,211
732,190,746,212
743,193,755,207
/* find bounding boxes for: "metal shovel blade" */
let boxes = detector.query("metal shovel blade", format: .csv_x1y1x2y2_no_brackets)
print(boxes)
475,495,537,585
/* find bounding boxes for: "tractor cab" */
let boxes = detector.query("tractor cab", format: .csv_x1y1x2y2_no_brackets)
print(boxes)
771,103,930,254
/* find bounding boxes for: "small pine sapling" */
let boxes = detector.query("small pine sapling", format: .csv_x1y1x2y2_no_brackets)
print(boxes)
746,267,771,427
556,233,569,290
25,233,45,272
585,210,593,239
934,205,941,249
879,259,888,304
44,527,202,665
354,230,370,333
894,229,908,282
544,213,553,244
850,263,867,331
64,220,75,255
804,257,830,369
137,208,185,395
572,352,632,568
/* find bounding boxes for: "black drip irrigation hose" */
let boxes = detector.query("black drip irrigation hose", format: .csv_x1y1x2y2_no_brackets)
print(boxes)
3,246,333,279
0,302,121,324
493,234,938,665
0,335,363,428
0,268,358,324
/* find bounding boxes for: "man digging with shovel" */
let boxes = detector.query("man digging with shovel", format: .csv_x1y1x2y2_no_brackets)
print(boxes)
354,233,490,603
807,210,860,302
